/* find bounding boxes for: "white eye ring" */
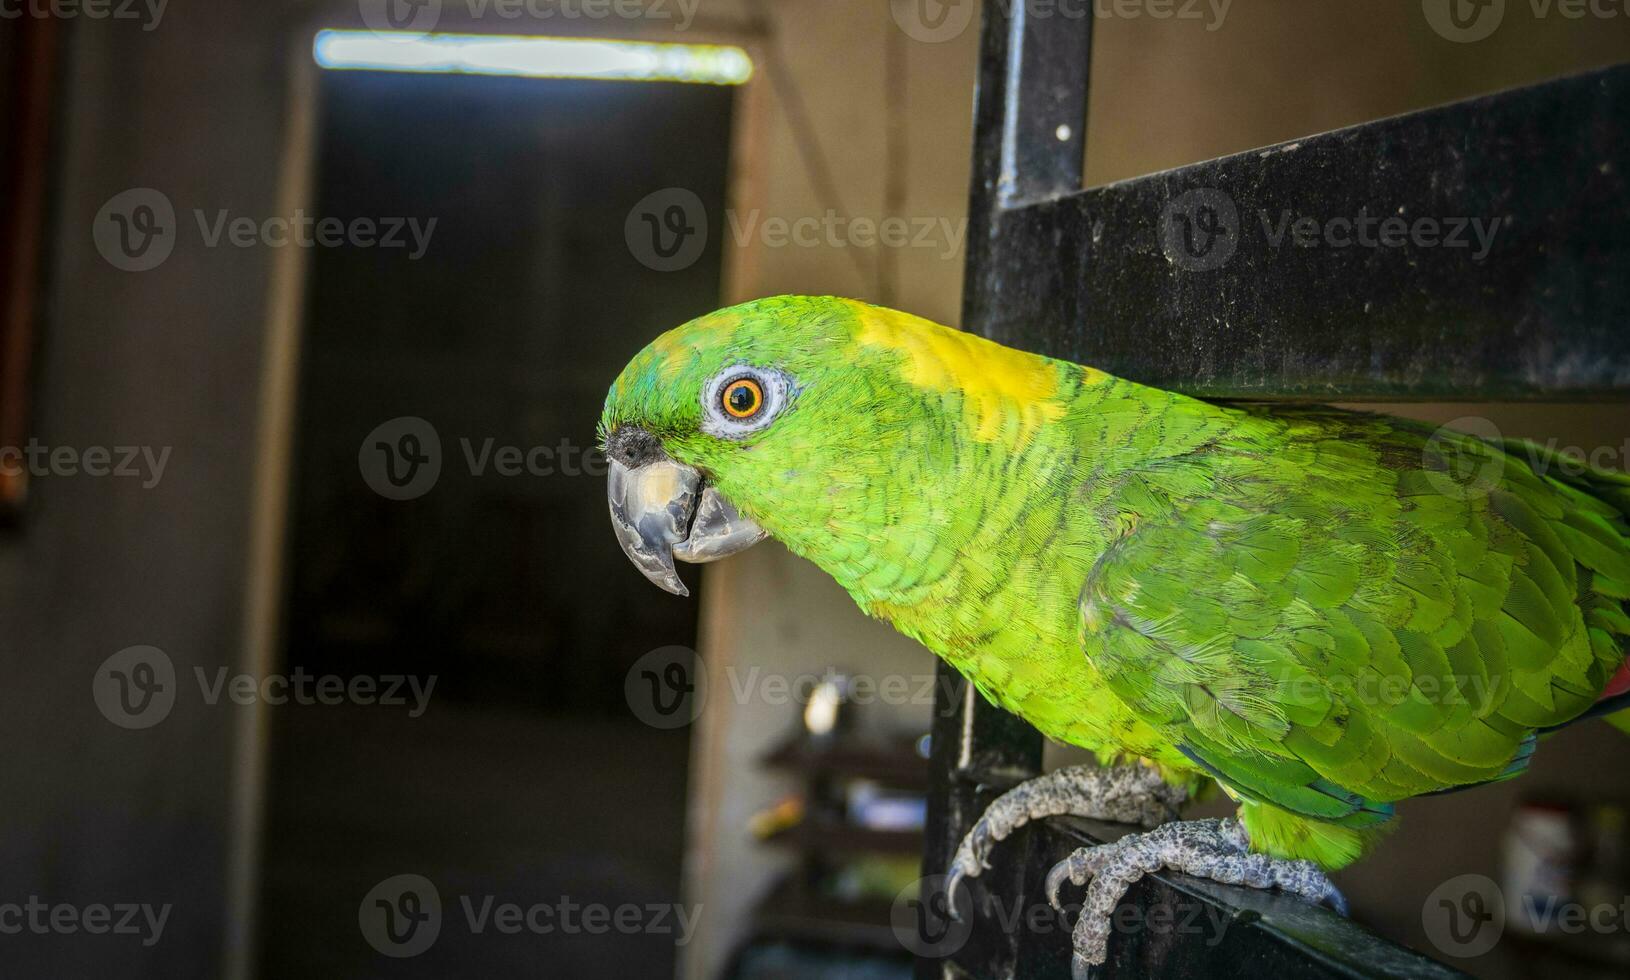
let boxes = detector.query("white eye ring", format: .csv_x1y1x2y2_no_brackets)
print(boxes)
701,365,796,439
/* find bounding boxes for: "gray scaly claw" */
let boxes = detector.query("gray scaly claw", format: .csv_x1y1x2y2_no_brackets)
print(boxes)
1044,845,1092,913
945,811,1000,920
945,764,1187,921
943,865,970,922
1047,818,1348,972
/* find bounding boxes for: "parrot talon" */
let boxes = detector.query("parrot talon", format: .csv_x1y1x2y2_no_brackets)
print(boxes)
944,865,969,922
1071,951,1094,980
1045,845,1096,912
1325,885,1350,918
1046,818,1348,968
944,826,990,922
945,764,1185,903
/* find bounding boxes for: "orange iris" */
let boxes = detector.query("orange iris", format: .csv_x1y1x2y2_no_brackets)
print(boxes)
722,377,763,418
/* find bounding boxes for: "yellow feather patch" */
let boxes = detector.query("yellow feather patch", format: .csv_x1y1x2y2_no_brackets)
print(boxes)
648,327,696,382
847,301,1079,445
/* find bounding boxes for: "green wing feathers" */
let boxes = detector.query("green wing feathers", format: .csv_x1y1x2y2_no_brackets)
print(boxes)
1079,402,1630,857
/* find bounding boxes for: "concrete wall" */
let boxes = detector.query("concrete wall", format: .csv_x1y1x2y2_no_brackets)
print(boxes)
0,3,303,977
1082,1,1630,187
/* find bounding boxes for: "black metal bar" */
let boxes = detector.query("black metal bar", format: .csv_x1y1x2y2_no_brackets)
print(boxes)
1008,820,1469,979
962,0,1093,324
995,1,1092,208
968,63,1630,400
917,666,1045,980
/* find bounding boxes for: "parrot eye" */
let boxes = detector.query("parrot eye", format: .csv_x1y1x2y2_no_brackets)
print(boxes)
701,365,796,439
721,377,764,419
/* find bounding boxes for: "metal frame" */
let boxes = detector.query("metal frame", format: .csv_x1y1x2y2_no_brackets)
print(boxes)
920,3,1629,976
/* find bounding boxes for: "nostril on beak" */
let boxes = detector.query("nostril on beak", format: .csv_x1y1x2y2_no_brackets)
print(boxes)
606,426,665,469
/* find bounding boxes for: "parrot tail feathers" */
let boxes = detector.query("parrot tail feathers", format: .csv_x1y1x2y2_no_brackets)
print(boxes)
1419,733,1538,795
1533,656,1630,735
1502,731,1538,775
1537,684,1630,734
1237,800,1392,870
1175,739,1395,828
1497,434,1630,719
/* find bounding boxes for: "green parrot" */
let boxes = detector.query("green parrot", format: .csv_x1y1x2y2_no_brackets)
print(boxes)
600,295,1630,969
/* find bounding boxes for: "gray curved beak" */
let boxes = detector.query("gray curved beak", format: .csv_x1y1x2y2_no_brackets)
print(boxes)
606,441,767,597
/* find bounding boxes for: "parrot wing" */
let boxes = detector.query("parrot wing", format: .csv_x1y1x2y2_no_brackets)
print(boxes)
1076,406,1630,825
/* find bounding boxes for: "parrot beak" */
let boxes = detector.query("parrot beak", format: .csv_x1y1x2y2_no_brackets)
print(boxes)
605,428,768,597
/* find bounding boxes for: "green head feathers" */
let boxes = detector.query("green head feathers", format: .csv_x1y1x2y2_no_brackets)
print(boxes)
600,295,870,519
599,295,1092,583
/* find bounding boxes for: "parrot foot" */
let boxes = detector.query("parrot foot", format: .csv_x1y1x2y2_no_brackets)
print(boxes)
945,764,1185,919
1045,817,1347,976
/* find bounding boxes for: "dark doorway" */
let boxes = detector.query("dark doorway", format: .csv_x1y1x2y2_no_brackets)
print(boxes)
256,66,734,978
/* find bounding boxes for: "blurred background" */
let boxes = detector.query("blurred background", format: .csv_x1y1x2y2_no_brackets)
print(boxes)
0,1,1628,978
